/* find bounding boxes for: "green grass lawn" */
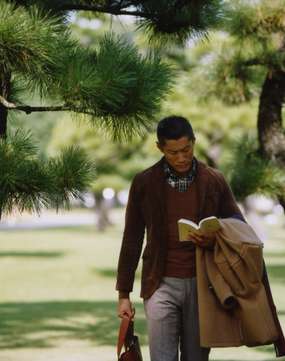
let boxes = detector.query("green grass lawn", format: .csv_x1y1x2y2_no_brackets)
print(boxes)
0,210,284,361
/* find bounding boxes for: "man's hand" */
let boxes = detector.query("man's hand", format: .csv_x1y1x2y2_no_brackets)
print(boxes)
117,298,135,319
187,231,216,248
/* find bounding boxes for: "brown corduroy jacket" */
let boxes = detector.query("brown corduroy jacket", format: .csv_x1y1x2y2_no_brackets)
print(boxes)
116,157,244,299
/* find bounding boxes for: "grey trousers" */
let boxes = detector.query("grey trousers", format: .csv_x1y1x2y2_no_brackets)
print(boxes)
143,277,210,361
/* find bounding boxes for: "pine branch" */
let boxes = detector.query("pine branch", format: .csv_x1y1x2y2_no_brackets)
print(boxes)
0,2,76,96
0,95,94,116
0,131,96,216
241,56,283,68
57,3,148,18
243,58,267,67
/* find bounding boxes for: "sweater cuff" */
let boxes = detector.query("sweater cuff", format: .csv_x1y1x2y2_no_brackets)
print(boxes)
118,291,130,299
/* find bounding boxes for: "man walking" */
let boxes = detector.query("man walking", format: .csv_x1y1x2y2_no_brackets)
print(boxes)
116,115,245,361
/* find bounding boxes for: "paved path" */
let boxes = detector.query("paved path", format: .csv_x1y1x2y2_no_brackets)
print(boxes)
0,209,121,230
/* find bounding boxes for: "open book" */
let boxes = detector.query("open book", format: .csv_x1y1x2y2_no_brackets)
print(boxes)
178,216,221,242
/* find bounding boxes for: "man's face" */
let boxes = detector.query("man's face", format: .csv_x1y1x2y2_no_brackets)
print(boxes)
157,136,195,174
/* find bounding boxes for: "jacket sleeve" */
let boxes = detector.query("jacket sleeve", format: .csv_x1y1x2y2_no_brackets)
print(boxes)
216,171,246,222
116,173,146,297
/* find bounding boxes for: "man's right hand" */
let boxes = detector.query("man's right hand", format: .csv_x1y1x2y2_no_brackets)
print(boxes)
188,231,216,248
117,298,135,319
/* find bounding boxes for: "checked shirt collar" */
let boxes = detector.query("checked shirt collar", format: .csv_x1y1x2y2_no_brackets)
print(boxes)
163,157,198,192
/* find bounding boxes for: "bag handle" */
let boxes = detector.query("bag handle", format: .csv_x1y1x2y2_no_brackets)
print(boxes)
117,310,136,358
117,316,130,358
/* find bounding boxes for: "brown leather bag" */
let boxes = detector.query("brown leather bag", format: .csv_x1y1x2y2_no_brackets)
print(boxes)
117,316,143,361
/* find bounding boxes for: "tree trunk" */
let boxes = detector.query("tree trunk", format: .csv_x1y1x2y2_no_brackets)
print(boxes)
257,70,285,163
0,71,11,139
0,71,11,220
94,192,113,232
257,69,285,210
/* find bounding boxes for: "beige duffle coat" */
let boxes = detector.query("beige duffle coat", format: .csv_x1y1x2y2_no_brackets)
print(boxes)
196,218,279,348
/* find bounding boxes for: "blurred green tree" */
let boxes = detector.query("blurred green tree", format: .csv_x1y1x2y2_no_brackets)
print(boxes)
208,1,285,164
166,1,285,206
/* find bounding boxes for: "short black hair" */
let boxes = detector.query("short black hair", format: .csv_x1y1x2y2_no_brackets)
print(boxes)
157,115,195,145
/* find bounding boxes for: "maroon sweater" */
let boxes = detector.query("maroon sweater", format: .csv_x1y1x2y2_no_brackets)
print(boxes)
164,182,198,278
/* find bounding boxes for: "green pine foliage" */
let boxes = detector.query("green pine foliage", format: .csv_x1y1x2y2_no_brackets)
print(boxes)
51,34,174,140
0,2,73,96
0,131,95,216
47,145,96,208
225,136,285,200
136,0,224,45
225,0,285,41
1,1,174,139
12,0,225,45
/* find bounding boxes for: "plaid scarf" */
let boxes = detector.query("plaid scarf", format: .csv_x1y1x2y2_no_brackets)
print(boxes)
163,157,198,192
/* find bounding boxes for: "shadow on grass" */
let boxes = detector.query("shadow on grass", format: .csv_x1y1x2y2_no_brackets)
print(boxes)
0,300,281,357
0,251,66,258
266,264,285,282
93,268,141,279
0,301,147,349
